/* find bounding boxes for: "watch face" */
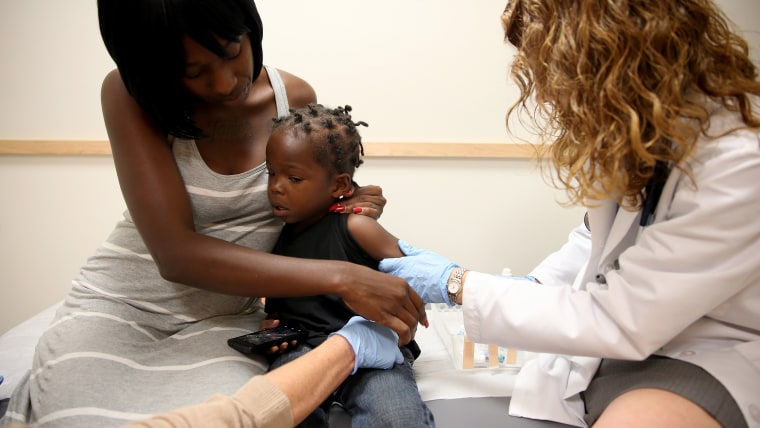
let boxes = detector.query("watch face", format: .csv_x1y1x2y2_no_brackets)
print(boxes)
448,281,461,294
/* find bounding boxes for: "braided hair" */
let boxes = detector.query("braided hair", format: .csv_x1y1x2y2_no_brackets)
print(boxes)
272,104,368,177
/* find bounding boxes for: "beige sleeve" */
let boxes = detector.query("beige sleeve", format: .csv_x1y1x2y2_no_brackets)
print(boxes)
123,376,293,428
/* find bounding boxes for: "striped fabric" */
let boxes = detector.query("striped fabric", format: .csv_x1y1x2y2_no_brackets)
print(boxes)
2,66,290,427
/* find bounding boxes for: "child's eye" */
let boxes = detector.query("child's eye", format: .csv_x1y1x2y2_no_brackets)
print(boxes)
289,176,303,183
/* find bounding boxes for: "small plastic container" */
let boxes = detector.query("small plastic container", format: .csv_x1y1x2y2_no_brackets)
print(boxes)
429,303,528,371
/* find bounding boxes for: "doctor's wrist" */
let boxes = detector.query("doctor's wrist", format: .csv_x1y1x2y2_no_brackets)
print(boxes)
458,270,469,305
447,268,469,305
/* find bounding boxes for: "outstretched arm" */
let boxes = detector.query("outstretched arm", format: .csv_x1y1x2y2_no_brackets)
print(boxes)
345,215,427,331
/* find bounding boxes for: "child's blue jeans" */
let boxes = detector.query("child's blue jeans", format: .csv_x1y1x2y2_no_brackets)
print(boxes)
268,343,435,428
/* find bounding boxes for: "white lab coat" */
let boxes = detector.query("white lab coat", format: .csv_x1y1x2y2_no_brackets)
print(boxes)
462,99,760,427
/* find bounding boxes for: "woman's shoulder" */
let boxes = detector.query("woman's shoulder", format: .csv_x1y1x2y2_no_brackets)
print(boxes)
272,67,317,108
100,68,127,102
697,103,760,161
100,68,147,122
100,68,151,131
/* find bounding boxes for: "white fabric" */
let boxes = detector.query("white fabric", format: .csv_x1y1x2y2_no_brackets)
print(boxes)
529,224,591,288
462,99,760,427
0,303,60,401
413,307,521,401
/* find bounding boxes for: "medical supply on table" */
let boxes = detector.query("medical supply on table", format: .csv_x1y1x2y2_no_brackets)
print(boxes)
428,303,531,370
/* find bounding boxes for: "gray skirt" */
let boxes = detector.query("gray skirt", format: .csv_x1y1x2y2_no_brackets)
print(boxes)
583,355,746,428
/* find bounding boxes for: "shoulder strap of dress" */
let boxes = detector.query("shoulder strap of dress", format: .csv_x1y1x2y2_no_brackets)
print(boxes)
264,65,290,118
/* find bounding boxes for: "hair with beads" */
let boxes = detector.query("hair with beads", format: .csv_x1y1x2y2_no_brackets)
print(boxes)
271,104,367,177
502,0,760,209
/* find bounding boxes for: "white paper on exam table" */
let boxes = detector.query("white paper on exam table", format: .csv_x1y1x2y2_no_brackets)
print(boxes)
412,306,525,402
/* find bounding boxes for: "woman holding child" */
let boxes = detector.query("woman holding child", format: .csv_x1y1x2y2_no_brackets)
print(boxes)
2,1,424,426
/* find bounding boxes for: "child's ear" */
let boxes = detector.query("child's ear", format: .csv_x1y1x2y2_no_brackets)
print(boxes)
332,173,353,199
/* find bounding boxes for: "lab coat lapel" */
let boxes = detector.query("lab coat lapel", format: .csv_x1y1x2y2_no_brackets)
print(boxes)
580,201,617,286
585,166,685,291
583,200,640,285
599,208,640,265
586,202,617,253
655,167,681,223
599,166,682,266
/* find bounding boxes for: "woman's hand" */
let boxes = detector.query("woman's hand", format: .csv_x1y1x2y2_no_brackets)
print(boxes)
337,263,427,345
329,184,386,219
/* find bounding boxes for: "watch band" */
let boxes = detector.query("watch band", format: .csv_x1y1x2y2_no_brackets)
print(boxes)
447,267,466,305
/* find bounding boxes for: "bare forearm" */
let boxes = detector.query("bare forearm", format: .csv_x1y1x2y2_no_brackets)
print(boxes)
152,232,422,344
116,338,354,428
265,335,355,425
155,233,352,298
119,332,359,428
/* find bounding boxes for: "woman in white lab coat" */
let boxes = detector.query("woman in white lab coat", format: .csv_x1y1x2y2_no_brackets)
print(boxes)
380,0,760,427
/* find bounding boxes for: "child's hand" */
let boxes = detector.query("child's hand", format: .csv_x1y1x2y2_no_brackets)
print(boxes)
259,318,300,355
259,318,279,330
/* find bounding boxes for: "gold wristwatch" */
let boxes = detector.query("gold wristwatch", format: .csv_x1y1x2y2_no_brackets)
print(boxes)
447,267,466,305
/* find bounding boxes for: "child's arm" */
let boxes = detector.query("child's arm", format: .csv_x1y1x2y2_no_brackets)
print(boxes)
346,214,404,260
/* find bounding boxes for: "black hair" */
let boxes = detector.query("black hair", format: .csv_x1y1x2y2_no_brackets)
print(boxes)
272,104,367,177
97,0,264,139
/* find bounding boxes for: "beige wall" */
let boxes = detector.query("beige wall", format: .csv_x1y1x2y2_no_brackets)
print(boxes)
1,0,758,333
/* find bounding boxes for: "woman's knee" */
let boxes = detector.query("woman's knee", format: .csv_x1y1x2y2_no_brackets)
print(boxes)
593,388,721,428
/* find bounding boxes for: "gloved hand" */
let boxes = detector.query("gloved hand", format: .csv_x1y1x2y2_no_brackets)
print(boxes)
378,240,459,305
330,316,404,374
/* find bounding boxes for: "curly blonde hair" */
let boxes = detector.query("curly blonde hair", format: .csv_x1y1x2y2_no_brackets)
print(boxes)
503,0,760,208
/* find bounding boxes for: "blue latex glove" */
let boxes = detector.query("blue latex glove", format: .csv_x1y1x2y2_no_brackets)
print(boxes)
330,316,404,374
378,240,459,305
